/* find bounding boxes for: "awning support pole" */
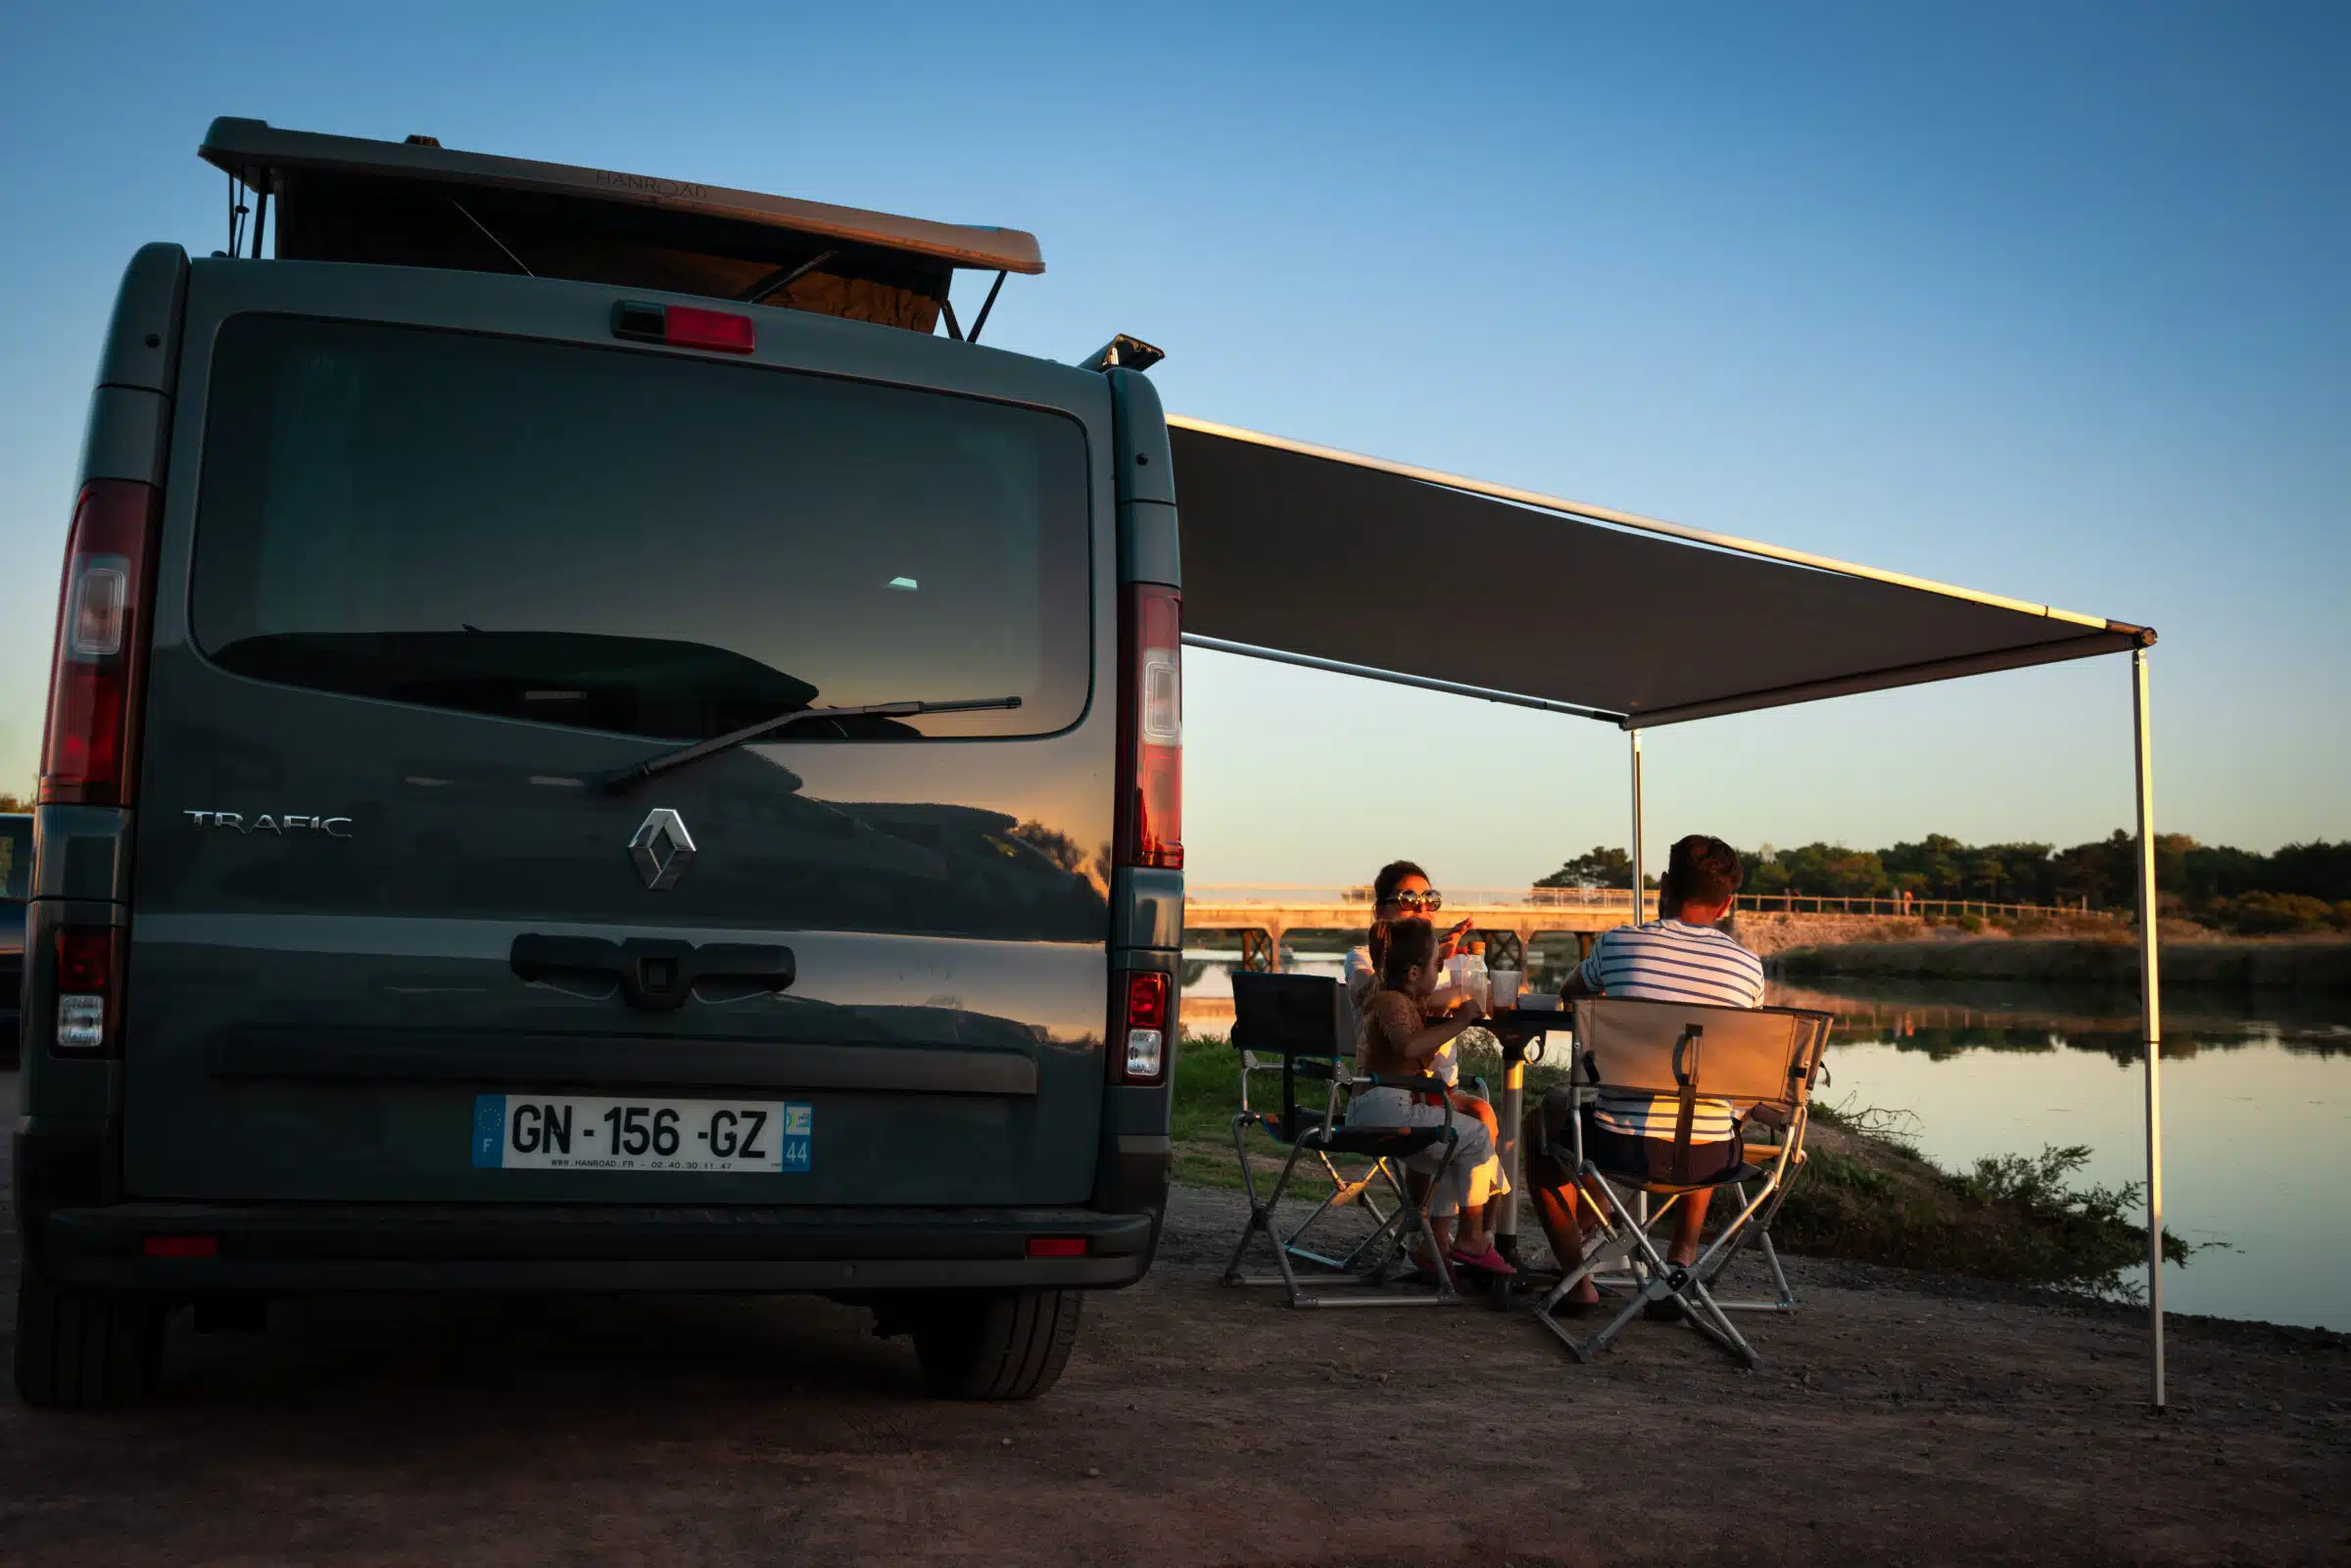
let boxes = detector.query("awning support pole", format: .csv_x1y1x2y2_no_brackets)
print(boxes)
1630,729,1649,1236
2132,646,2167,1412
1629,730,1646,926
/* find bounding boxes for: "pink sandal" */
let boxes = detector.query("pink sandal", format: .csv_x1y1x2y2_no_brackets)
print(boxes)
1447,1243,1517,1277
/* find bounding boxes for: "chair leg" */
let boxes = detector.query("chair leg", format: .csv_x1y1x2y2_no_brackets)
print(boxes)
1532,1167,1768,1368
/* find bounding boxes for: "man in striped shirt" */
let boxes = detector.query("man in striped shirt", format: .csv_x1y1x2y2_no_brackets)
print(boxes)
1526,834,1761,1309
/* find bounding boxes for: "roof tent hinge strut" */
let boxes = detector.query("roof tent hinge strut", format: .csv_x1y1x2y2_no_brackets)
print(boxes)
966,271,1007,345
939,298,964,342
227,169,249,256
450,200,535,277
741,249,838,305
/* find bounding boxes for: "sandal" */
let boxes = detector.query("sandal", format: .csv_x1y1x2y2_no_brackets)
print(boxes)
1448,1243,1518,1277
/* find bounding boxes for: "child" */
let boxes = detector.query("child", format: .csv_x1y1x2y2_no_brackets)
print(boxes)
1348,917,1512,1277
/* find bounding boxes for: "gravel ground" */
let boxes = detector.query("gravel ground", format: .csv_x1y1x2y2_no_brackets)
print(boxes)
3,1069,2348,1566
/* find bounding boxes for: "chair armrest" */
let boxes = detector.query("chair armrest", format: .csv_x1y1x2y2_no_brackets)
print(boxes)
1353,1072,1448,1095
1746,1102,1793,1131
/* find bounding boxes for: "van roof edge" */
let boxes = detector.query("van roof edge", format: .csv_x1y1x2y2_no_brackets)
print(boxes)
198,117,1045,276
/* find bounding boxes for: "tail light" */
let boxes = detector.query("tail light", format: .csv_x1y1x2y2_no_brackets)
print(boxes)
1115,583,1182,870
611,301,756,354
40,480,162,806
53,925,123,1055
1111,969,1170,1084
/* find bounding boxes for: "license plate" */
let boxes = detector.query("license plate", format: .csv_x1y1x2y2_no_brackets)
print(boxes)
471,1094,810,1173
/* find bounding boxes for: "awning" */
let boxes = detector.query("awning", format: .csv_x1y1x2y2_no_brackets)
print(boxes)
1167,409,2173,1411
1169,416,2151,728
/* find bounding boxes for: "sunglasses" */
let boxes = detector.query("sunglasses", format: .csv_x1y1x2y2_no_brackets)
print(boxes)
1383,891,1444,913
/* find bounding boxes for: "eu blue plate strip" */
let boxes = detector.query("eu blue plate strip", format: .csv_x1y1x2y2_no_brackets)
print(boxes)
471,1094,507,1168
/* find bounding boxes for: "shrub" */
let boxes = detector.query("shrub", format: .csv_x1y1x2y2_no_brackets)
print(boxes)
2203,891,2336,936
1956,913,1986,934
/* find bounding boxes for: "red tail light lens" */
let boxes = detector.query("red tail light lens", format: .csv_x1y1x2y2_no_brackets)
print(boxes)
40,480,161,806
1112,969,1171,1083
143,1236,219,1259
53,926,122,1055
1116,584,1182,870
611,301,756,354
1025,1236,1087,1258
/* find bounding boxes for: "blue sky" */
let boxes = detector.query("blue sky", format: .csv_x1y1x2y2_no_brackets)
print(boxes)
2,3,2343,886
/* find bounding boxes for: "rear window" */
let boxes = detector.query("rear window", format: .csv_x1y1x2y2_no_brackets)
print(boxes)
0,816,28,900
191,315,1090,740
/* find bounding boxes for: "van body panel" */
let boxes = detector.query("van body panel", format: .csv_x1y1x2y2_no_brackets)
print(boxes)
94,243,188,395
78,387,173,487
119,259,1120,1208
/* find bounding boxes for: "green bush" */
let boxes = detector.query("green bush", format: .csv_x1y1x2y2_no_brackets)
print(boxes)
2203,891,2337,935
1956,913,1986,933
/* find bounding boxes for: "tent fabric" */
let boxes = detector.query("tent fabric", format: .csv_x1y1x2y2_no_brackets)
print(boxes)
1168,418,2150,729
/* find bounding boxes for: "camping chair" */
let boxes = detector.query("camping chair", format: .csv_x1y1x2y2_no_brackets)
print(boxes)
1530,997,1831,1367
1219,972,1463,1307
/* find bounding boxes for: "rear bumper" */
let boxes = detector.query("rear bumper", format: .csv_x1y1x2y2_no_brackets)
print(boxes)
34,1201,1155,1295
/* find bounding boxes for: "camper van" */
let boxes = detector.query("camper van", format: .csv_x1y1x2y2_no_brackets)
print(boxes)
14,119,1182,1406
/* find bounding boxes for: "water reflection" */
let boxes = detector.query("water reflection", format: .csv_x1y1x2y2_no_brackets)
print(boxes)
1773,978,2351,1064
1778,976,2351,1331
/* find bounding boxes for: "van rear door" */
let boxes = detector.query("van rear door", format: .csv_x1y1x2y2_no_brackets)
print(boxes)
123,261,1116,1207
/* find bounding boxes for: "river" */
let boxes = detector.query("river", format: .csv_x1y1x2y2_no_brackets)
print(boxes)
1184,953,2350,1330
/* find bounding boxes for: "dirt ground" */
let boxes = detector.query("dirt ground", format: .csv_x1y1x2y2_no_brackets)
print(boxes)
3,1073,2347,1566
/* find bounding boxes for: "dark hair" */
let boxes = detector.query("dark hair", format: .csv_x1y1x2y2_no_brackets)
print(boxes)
1662,834,1743,915
1367,918,1391,972
1379,917,1436,989
1372,860,1429,907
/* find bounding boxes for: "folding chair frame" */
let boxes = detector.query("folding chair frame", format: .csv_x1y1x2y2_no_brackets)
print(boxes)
1221,1062,1467,1308
1226,1043,1399,1275
1529,1002,1830,1368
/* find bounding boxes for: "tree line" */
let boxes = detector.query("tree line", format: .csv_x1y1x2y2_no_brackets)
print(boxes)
1538,832,2351,936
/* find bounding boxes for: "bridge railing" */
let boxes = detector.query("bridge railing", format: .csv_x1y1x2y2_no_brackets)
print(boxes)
1185,884,2109,922
1732,893,2108,920
1184,883,1648,909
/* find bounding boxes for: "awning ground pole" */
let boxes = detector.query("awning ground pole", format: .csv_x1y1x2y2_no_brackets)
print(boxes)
2134,648,2167,1412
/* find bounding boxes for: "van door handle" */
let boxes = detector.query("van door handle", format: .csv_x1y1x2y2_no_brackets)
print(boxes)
510,934,796,1013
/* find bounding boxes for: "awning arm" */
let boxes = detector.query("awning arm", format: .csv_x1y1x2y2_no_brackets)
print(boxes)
1181,634,1622,722
1622,627,2154,730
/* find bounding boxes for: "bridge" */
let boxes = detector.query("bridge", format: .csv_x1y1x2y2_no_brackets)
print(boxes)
1179,884,2102,1026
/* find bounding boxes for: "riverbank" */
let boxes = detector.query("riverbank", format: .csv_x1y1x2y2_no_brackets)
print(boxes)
1171,1038,2179,1298
1772,936,2351,990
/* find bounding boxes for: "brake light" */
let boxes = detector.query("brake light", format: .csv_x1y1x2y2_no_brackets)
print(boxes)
1115,583,1182,870
1111,969,1170,1083
611,301,756,354
54,926,122,1055
1026,1236,1087,1258
40,480,161,806
143,1236,218,1259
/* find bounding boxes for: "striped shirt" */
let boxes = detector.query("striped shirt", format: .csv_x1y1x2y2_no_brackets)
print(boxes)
1579,919,1764,1142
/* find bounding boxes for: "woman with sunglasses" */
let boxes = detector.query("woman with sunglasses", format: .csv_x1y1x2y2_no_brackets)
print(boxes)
1343,860,1513,1275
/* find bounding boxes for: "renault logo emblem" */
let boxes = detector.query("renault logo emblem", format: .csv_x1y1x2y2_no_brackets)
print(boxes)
628,809,696,890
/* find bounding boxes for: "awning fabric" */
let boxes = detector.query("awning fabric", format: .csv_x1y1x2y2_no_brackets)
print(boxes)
1169,417,2151,729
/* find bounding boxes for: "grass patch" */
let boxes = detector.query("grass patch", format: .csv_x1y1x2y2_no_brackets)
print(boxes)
1773,1109,2195,1296
1173,1035,2197,1295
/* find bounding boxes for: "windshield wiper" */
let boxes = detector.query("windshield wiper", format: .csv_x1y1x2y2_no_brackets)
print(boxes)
603,695,1023,793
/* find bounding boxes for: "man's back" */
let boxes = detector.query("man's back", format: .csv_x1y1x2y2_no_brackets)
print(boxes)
1579,917,1764,1009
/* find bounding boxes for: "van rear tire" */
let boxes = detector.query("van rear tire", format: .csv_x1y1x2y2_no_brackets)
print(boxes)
911,1289,1081,1401
14,1277,166,1409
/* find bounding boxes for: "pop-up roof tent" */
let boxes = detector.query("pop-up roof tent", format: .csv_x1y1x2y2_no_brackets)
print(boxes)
199,118,1042,335
1166,415,2174,1407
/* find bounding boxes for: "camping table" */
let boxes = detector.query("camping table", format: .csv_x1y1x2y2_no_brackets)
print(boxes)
1478,1006,1569,1294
